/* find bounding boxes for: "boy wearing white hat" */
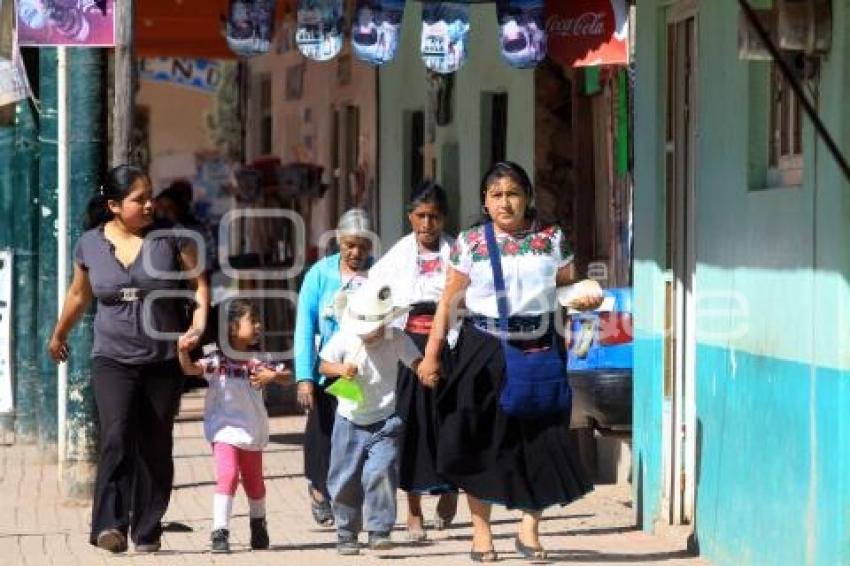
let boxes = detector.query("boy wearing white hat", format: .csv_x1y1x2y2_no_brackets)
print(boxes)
319,283,422,555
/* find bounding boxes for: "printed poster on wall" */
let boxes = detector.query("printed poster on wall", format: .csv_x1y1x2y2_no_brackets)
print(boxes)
0,250,13,416
546,0,629,68
16,0,115,47
351,0,404,66
297,0,344,62
496,0,546,69
226,0,277,58
420,2,470,74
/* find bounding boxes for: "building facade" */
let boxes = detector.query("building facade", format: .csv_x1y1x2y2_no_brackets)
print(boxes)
633,1,850,564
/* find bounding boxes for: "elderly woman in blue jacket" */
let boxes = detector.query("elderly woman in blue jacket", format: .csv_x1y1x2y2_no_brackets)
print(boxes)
294,208,373,526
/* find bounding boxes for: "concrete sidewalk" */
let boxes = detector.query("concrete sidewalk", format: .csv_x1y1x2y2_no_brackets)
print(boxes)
0,393,707,566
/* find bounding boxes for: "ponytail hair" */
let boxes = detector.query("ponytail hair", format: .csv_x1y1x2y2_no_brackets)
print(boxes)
83,164,149,230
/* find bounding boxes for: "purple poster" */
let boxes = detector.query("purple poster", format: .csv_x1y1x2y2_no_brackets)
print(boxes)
16,0,115,47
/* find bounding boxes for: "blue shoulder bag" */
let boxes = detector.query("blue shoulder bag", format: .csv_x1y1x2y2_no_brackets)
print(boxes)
483,222,572,419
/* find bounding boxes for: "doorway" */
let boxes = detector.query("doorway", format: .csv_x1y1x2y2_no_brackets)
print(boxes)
663,0,698,527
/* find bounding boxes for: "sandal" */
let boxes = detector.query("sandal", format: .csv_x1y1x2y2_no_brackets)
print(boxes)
308,487,334,527
470,547,498,562
406,524,427,542
514,536,547,561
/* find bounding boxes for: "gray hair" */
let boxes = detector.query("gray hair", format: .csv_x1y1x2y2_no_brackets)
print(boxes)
336,208,371,238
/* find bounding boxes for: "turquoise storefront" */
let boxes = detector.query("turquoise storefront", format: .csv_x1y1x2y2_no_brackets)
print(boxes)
633,1,850,564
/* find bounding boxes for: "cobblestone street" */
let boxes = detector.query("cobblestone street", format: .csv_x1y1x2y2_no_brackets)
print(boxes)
0,393,706,566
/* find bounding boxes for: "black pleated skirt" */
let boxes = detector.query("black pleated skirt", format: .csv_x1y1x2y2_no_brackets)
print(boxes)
435,320,593,511
303,384,337,497
397,332,456,494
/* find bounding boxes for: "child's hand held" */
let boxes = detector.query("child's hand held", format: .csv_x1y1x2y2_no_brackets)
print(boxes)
341,362,359,380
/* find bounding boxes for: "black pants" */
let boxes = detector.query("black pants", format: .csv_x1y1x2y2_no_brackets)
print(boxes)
303,385,337,497
89,357,184,546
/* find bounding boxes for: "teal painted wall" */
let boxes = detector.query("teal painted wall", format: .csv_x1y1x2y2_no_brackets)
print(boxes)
635,1,850,564
378,2,534,243
632,0,666,532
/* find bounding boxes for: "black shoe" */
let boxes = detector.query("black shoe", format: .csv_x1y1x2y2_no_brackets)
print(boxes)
368,531,393,550
250,517,270,550
134,540,161,553
95,529,128,553
337,534,360,555
210,529,230,553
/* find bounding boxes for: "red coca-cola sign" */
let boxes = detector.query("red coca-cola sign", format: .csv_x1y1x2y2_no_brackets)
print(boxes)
547,0,629,68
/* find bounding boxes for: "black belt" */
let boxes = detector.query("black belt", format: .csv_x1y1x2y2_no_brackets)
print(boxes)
467,313,558,351
468,313,548,333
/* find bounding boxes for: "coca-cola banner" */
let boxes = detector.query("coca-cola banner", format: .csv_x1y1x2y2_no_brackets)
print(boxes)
546,0,628,68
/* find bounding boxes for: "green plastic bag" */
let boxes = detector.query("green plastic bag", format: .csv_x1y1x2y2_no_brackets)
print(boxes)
326,377,364,404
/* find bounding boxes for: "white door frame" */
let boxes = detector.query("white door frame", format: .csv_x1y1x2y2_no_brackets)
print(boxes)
664,0,698,527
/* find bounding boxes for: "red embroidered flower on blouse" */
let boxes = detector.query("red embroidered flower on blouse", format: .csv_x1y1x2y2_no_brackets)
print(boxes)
466,228,483,244
502,239,521,255
530,236,549,251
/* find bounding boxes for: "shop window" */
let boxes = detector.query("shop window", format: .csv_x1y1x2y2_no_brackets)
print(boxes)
767,64,803,186
749,61,804,190
258,73,273,155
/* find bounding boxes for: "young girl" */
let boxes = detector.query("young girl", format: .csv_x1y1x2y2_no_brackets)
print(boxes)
178,299,292,553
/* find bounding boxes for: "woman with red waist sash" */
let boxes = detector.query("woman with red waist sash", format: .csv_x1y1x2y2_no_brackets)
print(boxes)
368,181,458,541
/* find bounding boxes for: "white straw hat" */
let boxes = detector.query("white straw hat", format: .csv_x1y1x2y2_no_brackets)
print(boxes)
343,284,411,336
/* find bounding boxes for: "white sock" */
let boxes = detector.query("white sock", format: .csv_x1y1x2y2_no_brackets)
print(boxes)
213,494,234,530
248,497,266,519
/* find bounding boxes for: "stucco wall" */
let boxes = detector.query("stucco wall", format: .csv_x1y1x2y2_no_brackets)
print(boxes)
378,2,534,243
247,32,378,242
136,81,216,190
634,1,850,564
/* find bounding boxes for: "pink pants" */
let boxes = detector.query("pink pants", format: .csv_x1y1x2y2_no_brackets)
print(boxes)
212,442,266,499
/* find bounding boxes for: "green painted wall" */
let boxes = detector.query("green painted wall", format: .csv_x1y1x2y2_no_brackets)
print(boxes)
378,2,534,243
635,1,850,564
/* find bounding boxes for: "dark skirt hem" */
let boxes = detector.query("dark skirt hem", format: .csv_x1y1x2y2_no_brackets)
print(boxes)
435,320,593,511
397,332,456,494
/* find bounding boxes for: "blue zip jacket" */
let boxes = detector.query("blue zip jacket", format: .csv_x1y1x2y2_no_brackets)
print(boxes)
294,253,372,384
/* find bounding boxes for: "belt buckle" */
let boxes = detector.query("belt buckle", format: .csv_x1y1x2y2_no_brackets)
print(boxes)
120,288,140,302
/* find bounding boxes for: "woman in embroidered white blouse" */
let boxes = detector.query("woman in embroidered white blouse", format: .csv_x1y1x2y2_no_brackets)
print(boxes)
417,161,603,562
